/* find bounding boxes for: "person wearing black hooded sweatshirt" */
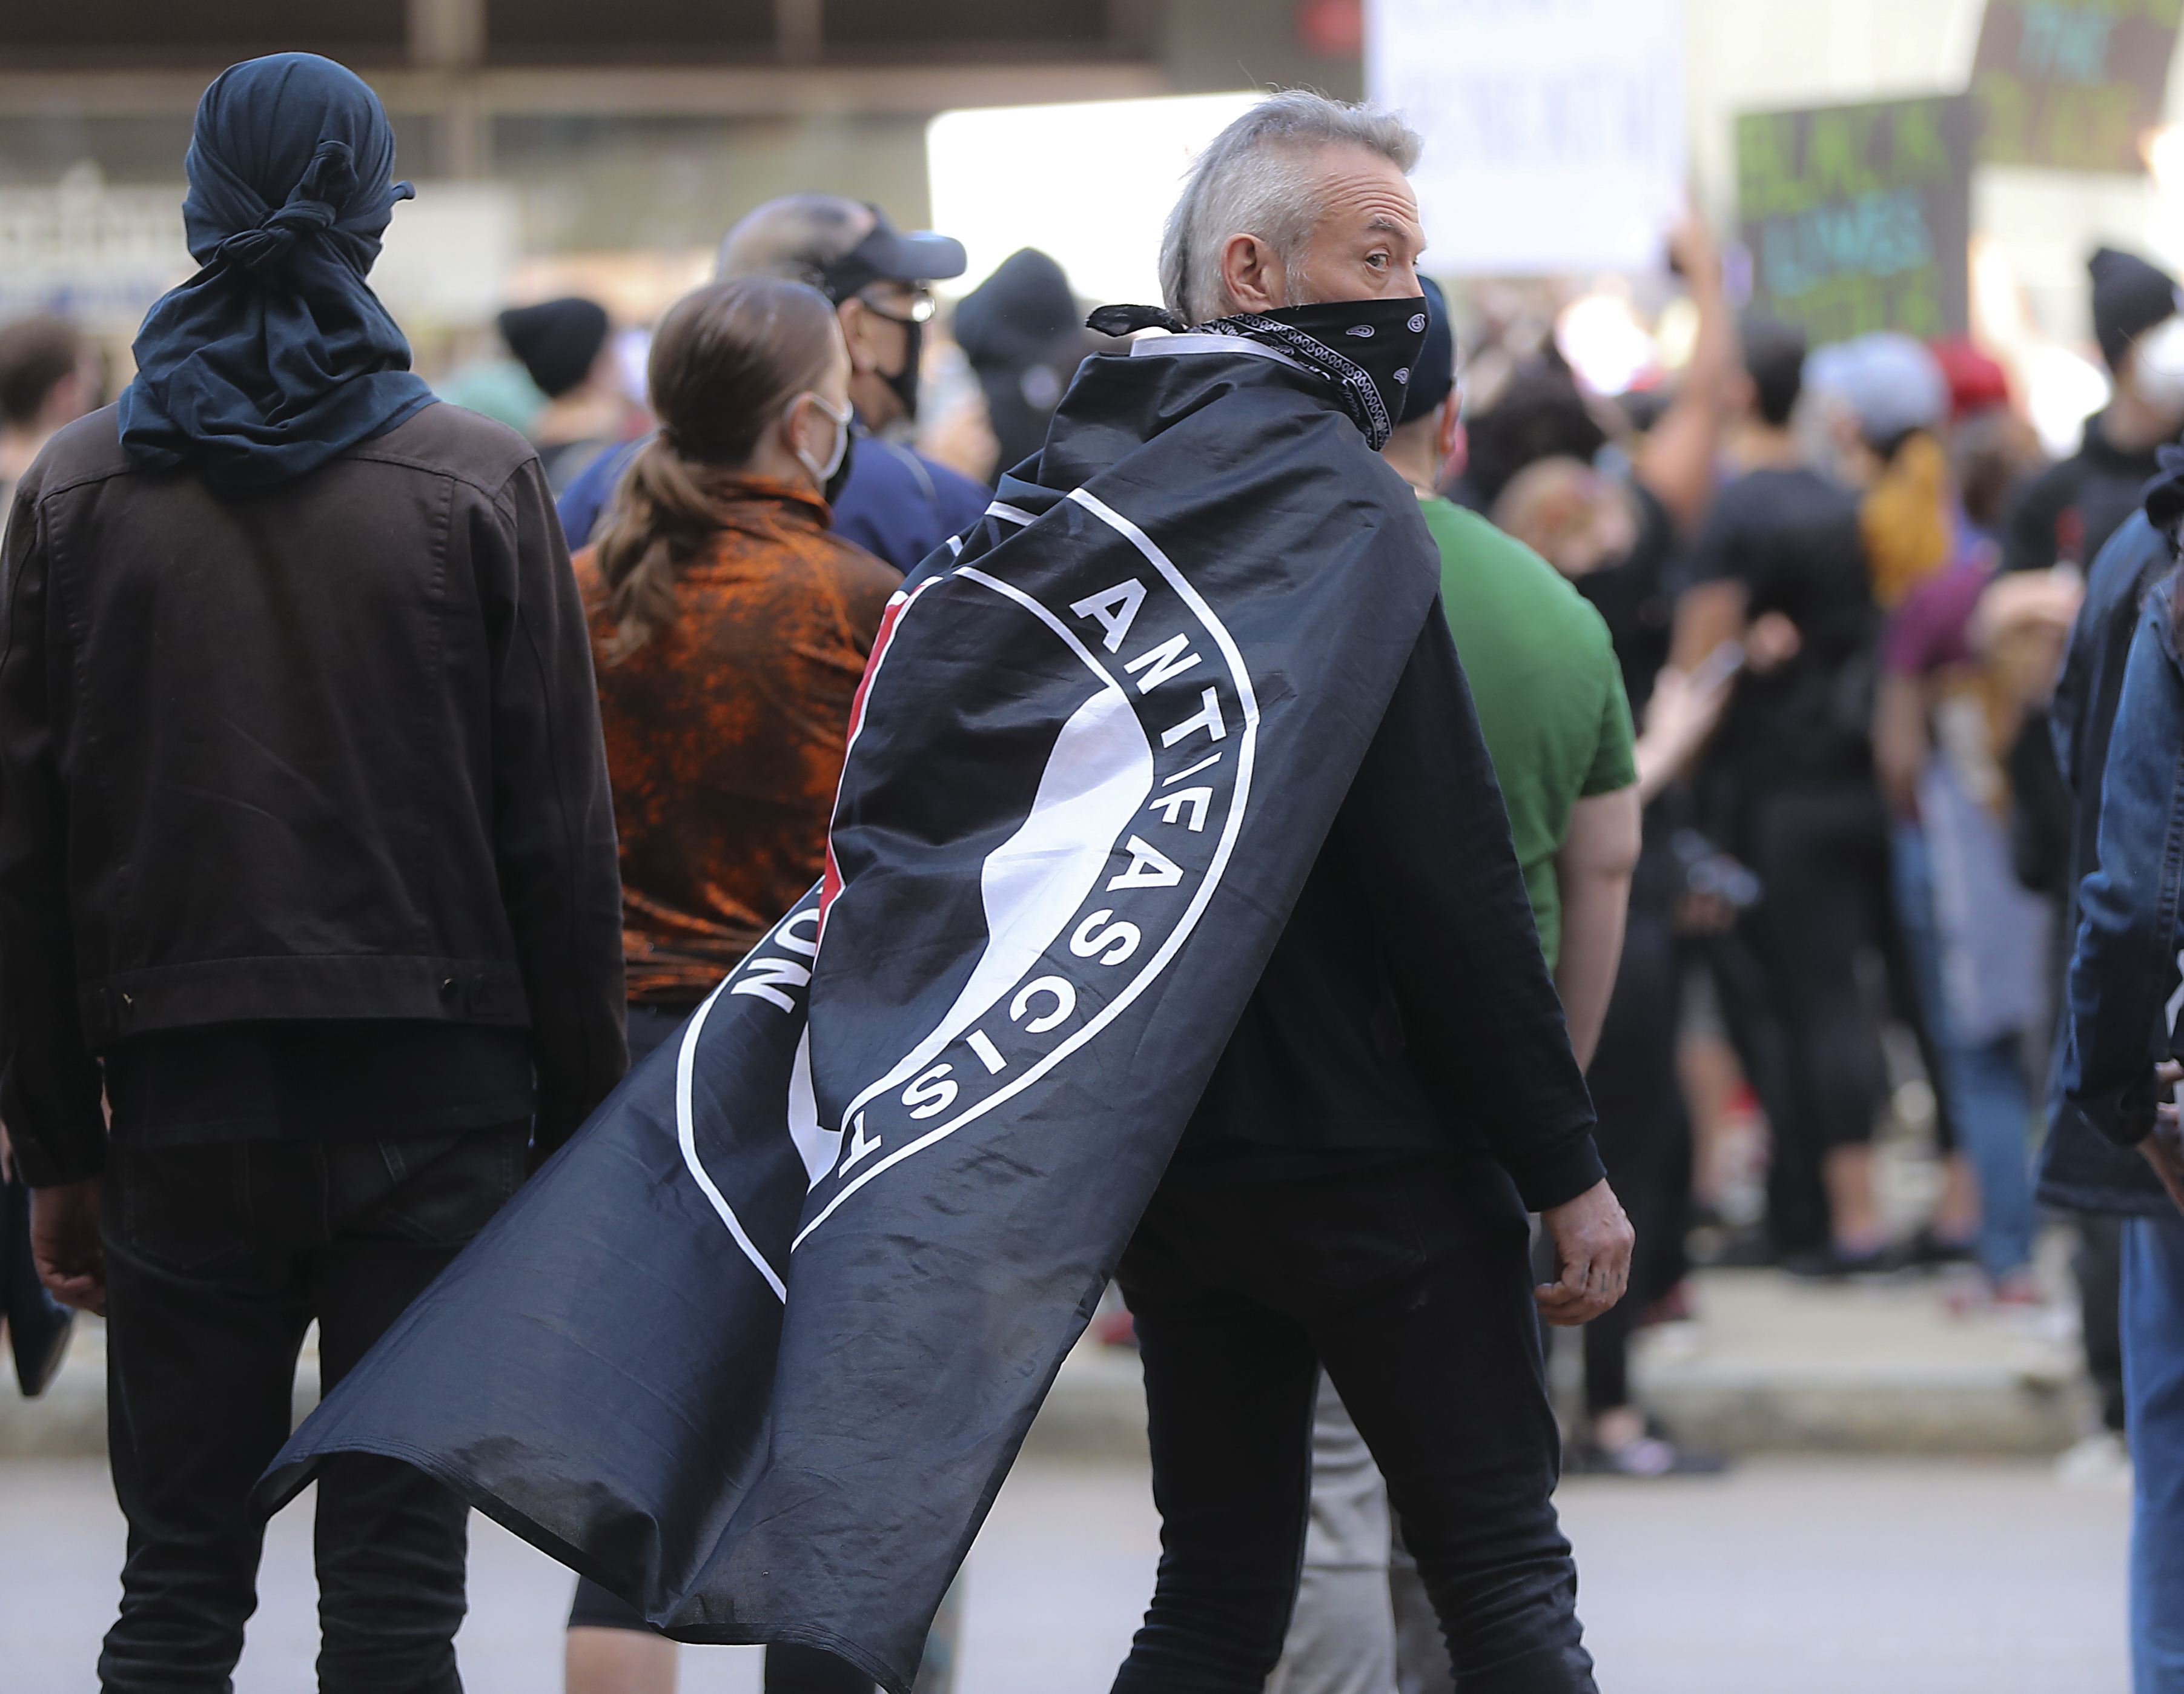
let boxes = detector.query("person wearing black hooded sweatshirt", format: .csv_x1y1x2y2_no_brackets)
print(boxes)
950,247,1102,480
2002,247,2184,577
0,54,626,1694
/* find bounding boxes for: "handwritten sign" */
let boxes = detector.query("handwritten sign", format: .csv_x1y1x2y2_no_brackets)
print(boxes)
1366,0,1684,274
1738,95,1974,343
1973,0,2181,173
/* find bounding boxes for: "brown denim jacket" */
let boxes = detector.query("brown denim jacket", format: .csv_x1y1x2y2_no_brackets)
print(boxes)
577,478,900,1004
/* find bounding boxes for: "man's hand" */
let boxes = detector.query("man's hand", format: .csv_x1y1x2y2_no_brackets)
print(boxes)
2147,1062,2184,1219
1535,1178,1634,1327
31,1178,105,1315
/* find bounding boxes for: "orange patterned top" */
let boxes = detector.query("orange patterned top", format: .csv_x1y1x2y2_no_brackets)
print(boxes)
575,478,901,1004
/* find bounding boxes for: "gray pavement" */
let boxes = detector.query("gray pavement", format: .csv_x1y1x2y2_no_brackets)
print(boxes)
1,1257,2102,1466
0,1451,2131,1693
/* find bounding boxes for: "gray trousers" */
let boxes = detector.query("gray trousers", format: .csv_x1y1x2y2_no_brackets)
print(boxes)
1269,1374,1458,1694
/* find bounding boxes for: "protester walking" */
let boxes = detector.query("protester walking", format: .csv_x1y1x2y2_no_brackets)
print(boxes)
1100,94,1627,1694
557,277,901,1694
0,54,626,1693
556,196,986,571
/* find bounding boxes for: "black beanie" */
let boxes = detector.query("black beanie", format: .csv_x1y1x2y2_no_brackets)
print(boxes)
1397,276,1456,425
2090,248,2179,372
498,297,611,399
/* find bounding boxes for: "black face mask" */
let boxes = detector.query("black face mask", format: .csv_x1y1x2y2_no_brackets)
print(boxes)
1210,296,1430,451
1087,295,1431,451
824,426,856,507
882,316,924,424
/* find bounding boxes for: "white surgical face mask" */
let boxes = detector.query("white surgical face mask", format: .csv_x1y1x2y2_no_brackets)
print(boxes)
789,391,852,486
2134,316,2184,415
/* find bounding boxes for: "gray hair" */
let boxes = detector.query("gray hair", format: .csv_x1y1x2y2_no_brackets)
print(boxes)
1159,91,1421,324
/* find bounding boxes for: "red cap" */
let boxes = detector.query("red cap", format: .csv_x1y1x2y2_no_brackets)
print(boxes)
1928,337,2011,419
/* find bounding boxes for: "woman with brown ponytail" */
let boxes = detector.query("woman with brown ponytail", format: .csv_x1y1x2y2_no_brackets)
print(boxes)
563,276,899,1694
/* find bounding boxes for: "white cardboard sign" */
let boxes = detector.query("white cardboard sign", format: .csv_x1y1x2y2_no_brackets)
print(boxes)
1367,0,1686,276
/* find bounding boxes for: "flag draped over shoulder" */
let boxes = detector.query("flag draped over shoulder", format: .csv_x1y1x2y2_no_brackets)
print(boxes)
260,333,1444,1692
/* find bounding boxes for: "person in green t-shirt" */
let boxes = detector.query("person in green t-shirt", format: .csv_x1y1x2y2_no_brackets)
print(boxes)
1271,279,1649,1694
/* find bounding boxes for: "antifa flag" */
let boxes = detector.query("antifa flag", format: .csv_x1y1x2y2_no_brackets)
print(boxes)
262,329,1446,1692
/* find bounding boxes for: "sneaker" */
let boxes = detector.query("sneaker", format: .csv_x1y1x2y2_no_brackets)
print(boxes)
2054,1430,2133,1492
1782,1241,1905,1280
1571,1435,1731,1477
1908,1227,1979,1267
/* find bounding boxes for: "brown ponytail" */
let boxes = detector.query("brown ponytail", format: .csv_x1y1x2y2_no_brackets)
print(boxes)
594,277,840,661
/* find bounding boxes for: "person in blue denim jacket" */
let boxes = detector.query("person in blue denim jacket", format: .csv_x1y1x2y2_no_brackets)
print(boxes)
2063,455,2184,1691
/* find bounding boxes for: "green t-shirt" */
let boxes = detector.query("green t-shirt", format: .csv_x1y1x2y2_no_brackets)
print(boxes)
1420,495,1636,968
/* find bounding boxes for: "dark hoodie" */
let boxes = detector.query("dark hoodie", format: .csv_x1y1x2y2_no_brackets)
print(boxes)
951,248,1100,480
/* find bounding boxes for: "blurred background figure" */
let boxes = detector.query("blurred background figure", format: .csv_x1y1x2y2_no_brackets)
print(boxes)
2004,248,2184,577
0,315,102,520
1672,316,1894,1274
556,196,987,576
1859,334,2076,1306
951,247,1100,481
1464,220,1741,1467
437,355,548,440
496,296,639,494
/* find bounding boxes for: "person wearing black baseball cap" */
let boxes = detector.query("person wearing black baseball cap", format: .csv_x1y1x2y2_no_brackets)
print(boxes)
556,196,987,575
2001,246,2184,575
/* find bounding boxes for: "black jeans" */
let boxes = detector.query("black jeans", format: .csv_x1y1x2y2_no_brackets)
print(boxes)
98,1123,526,1694
1111,1155,1595,1694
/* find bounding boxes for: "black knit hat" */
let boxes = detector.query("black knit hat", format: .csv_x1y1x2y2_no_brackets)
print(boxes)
1397,276,1456,425
497,297,611,399
2090,248,2180,372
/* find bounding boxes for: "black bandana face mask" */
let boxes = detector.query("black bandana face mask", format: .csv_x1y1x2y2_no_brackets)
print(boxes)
1211,297,1429,452
1088,294,1429,451
824,427,856,506
884,316,924,423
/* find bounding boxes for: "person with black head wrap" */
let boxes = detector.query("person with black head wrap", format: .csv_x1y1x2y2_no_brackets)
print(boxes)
1,53,626,1693
117,58,436,491
2001,247,2184,577
950,247,1101,481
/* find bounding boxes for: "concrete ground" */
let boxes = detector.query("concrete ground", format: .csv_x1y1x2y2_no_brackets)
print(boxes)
1,1451,2129,1694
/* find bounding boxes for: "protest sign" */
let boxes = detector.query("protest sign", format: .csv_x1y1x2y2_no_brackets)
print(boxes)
1738,94,1976,343
1973,0,2180,173
1366,0,1684,274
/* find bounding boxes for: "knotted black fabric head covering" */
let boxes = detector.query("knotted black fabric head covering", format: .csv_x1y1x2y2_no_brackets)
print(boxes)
119,53,435,495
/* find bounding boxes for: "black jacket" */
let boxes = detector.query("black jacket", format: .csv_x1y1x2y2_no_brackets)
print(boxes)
2000,413,2167,577
2037,511,2172,1215
0,403,627,1185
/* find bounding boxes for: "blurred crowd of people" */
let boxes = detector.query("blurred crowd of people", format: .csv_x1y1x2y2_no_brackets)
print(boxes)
13,45,2184,1694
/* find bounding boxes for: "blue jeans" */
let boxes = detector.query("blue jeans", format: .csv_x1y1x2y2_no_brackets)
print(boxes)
2125,1213,2184,1692
1948,1034,2037,1280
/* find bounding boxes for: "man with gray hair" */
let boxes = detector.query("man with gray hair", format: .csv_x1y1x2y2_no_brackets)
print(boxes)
1100,90,1627,1694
